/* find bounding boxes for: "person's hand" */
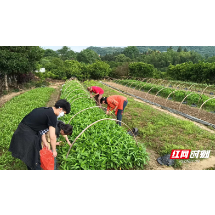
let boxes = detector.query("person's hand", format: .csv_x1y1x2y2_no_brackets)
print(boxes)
43,142,49,149
90,95,93,98
53,150,57,158
106,111,110,115
56,141,62,146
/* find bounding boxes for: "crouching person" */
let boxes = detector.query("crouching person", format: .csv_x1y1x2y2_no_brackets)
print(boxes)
41,120,73,170
87,86,104,106
100,95,128,126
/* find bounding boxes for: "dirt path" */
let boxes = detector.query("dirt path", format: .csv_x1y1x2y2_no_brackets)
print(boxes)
0,89,33,108
103,81,215,170
0,80,65,109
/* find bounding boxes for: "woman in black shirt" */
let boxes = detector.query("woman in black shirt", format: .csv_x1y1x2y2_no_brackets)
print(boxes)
9,99,71,170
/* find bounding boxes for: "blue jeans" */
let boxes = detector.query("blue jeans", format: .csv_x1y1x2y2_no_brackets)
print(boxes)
117,100,128,126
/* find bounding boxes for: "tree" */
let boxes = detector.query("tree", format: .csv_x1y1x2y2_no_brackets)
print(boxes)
115,54,131,62
77,49,100,64
44,49,58,57
123,46,139,59
88,61,111,79
0,46,44,90
129,62,154,77
177,46,182,52
184,48,188,52
56,46,76,60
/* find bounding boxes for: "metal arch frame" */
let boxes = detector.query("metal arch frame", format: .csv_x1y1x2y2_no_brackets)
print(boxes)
201,85,214,96
134,78,147,90
157,79,166,87
178,92,203,111
124,77,132,86
187,83,197,91
166,80,175,88
68,106,116,124
198,97,215,116
145,85,158,99
171,81,181,88
165,84,185,106
128,78,141,88
153,87,169,103
66,118,138,158
160,79,169,87
139,78,152,92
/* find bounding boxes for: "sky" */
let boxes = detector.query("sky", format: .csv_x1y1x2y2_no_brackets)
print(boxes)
42,46,125,52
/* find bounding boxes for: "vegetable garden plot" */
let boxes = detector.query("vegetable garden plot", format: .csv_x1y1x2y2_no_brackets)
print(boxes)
57,80,149,170
116,79,215,112
114,78,215,96
0,87,55,170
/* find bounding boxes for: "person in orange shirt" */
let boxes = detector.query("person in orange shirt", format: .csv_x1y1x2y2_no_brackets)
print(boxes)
100,95,128,126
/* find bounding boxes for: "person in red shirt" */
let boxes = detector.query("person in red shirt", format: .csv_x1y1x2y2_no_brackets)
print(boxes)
87,86,104,106
100,95,128,126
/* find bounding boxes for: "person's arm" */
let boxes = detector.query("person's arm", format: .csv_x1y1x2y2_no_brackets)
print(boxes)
41,134,49,149
49,126,57,157
92,93,99,97
64,135,72,147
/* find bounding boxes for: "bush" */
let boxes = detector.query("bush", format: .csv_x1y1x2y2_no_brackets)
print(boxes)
88,61,111,79
129,62,154,77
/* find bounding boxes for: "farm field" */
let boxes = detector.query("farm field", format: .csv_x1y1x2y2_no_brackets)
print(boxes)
105,80,215,128
0,87,55,170
53,81,215,169
1,79,215,170
84,80,215,169
115,78,215,97
57,80,149,170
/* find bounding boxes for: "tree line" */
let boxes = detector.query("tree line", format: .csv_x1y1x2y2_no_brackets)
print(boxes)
1,46,215,95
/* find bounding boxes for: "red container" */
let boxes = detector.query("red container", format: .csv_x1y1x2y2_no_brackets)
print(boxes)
40,147,54,170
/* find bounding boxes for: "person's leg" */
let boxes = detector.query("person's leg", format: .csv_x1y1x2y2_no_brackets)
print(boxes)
94,95,99,105
116,100,128,126
117,109,123,126
98,94,103,106
123,100,128,111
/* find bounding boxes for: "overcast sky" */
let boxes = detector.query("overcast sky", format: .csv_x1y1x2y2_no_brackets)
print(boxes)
42,46,125,52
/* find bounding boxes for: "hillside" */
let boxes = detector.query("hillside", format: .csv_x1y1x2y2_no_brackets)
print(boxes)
87,46,215,57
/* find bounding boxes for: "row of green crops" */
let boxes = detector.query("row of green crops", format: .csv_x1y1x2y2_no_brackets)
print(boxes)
115,79,215,112
117,78,215,93
0,87,55,170
57,80,149,170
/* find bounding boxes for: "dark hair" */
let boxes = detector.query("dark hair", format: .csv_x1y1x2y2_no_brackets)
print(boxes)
59,122,73,136
100,97,107,104
54,99,71,114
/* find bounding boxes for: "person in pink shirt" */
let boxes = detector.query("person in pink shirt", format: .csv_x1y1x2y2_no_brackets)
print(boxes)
87,86,104,106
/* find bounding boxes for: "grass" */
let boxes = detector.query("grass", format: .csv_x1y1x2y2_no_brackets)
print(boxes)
85,80,215,168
